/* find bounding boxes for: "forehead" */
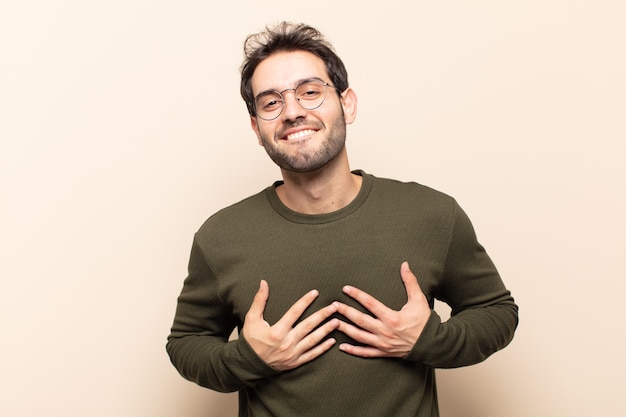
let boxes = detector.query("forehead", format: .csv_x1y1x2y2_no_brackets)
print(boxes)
251,50,329,94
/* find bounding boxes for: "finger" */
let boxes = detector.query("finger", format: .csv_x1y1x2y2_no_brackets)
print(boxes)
342,285,390,317
333,301,382,332
335,319,379,347
298,317,340,352
339,342,386,358
292,303,338,339
275,289,320,330
292,318,340,366
294,334,337,366
400,262,427,303
246,280,269,321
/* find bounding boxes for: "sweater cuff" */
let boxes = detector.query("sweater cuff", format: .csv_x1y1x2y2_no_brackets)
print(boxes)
404,310,441,362
236,332,282,380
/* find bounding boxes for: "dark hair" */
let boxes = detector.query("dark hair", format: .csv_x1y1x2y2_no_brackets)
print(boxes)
240,22,349,116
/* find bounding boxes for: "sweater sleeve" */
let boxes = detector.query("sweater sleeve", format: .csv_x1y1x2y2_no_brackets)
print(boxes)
406,202,519,368
166,237,280,392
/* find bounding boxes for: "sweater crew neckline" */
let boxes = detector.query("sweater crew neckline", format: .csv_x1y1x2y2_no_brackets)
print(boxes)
265,170,373,224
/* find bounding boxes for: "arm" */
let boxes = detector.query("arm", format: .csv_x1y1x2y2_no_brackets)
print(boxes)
334,202,518,368
166,237,340,391
166,238,279,392
408,203,518,368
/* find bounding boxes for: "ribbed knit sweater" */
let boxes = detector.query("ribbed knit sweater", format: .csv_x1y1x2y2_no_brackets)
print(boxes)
167,171,518,417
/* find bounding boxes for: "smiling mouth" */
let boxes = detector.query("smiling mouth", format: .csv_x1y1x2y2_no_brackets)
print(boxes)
285,129,317,141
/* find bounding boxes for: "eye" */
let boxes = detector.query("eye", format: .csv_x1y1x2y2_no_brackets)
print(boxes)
256,93,283,111
297,82,324,100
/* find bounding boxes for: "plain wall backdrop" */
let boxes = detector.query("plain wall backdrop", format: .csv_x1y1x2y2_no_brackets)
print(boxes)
1,1,624,416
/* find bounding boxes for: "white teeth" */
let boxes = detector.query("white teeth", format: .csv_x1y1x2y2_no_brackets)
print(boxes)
286,129,315,140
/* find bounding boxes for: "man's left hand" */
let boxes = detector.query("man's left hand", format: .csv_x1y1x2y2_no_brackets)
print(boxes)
333,261,431,358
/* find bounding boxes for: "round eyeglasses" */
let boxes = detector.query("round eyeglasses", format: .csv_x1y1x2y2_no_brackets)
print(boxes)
253,78,339,121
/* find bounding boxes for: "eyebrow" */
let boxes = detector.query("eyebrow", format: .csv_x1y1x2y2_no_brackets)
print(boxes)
254,77,326,99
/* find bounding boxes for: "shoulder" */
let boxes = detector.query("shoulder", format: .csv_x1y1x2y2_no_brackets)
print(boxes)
365,172,457,209
196,187,274,236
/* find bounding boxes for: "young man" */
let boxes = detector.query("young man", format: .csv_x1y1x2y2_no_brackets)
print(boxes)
167,22,518,417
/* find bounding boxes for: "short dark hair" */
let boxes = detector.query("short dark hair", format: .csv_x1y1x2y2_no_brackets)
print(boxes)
240,22,349,116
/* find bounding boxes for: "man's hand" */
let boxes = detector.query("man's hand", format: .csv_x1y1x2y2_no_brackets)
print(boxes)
333,262,431,358
242,280,340,371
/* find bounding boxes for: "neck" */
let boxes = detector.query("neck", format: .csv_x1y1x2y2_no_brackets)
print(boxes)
276,157,362,215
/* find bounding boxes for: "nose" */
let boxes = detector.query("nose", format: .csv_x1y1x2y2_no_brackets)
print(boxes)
281,89,307,121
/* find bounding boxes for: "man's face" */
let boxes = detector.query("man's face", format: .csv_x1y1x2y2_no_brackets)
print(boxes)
249,50,356,173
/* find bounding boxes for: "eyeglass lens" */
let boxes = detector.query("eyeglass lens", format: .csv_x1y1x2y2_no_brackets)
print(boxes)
255,80,328,120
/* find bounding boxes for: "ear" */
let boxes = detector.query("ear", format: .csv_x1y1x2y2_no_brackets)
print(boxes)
340,88,358,125
250,115,263,146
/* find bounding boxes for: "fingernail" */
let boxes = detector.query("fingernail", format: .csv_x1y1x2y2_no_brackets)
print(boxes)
343,286,351,294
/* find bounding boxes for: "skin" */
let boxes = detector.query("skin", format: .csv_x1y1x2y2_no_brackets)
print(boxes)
241,50,431,371
249,50,360,214
333,262,431,358
243,281,340,371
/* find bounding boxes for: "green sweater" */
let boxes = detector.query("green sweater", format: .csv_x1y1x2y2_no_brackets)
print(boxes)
167,171,518,417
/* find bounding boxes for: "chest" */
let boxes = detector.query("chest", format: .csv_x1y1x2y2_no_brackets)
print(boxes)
209,216,449,325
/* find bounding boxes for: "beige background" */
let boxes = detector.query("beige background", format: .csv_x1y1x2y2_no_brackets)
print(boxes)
1,1,624,416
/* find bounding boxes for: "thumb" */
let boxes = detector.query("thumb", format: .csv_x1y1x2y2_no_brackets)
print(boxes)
400,262,424,300
246,280,269,320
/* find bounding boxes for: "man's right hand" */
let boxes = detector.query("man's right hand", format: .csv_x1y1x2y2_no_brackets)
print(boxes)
241,280,339,371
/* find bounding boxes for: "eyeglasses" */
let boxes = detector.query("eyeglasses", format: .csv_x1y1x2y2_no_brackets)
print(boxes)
253,78,339,121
